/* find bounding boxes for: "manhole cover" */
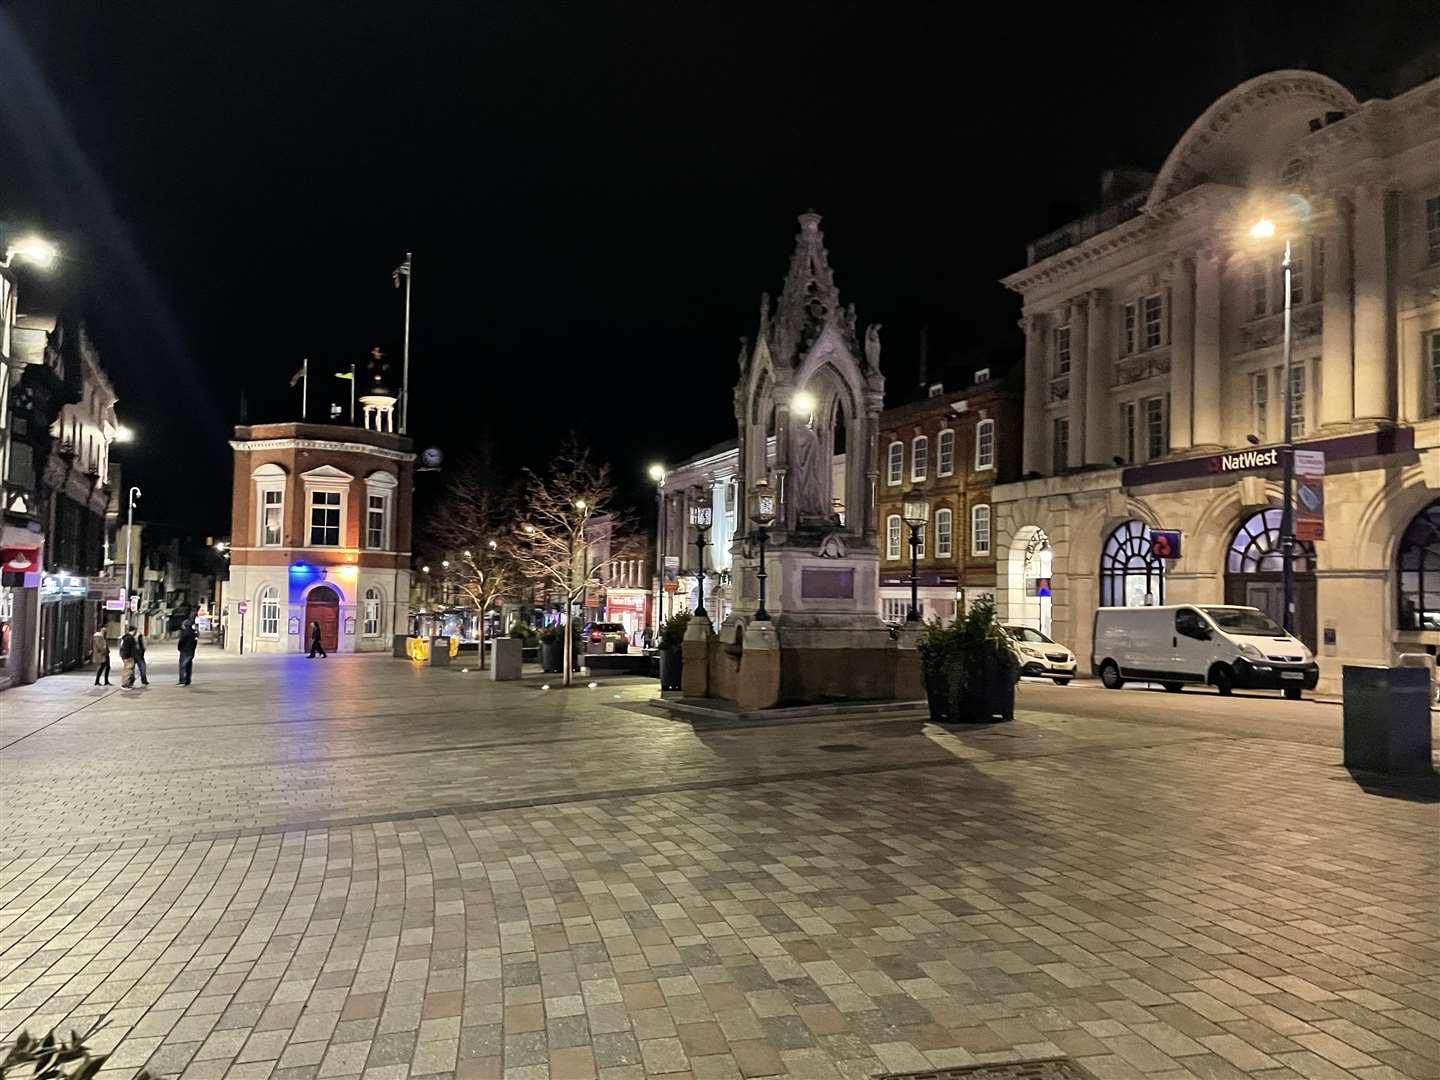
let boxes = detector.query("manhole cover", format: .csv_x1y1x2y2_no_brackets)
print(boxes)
817,743,866,753
877,1058,1099,1080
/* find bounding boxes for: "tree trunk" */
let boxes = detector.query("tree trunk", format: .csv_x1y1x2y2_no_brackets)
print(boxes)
562,607,573,687
478,609,487,669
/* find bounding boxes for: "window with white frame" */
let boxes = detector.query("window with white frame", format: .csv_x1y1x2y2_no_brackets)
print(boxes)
1313,236,1324,296
363,588,381,637
1289,363,1306,434
1145,396,1167,460
937,429,955,476
366,494,387,549
1142,294,1164,349
975,419,995,471
261,489,284,546
886,514,902,560
1054,325,1071,376
1252,372,1268,442
309,490,342,546
1120,401,1137,464
915,523,926,559
1121,302,1137,356
935,508,953,558
971,504,991,556
1430,332,1440,415
1052,417,1069,474
363,471,398,551
887,441,903,485
1427,194,1440,266
1289,249,1306,305
911,435,928,481
259,587,280,637
1250,262,1268,318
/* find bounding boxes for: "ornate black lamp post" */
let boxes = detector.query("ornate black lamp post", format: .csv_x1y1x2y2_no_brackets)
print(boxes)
748,479,777,621
689,503,712,618
902,491,931,623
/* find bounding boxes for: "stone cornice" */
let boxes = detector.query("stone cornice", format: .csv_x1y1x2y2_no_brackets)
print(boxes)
228,438,416,463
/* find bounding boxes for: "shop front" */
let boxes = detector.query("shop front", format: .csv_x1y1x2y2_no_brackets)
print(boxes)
603,589,651,642
38,572,95,675
878,570,960,624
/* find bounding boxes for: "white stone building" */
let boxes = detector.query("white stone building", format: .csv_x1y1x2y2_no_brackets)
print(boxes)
993,67,1440,694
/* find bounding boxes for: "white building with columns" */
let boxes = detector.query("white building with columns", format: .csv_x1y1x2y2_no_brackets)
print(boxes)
992,67,1440,695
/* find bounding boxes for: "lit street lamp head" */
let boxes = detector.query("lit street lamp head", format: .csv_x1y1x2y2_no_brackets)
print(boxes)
4,235,59,269
647,463,665,483
1250,217,1277,240
791,390,816,418
114,425,135,443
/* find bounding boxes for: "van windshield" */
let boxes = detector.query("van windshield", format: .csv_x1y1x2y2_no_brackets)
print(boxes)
1005,626,1054,644
1201,606,1285,637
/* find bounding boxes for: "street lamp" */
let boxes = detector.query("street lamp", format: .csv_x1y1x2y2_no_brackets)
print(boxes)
689,503,712,619
792,390,816,420
123,486,141,623
114,425,135,443
648,464,666,637
1250,215,1297,635
902,491,930,623
747,479,777,621
2,235,58,270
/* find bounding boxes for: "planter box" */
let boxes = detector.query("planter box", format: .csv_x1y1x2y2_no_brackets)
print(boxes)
1343,666,1433,776
658,648,683,691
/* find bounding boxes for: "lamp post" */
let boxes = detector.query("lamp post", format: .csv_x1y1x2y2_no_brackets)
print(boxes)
747,479,777,621
689,503,712,619
123,486,141,623
649,464,665,640
902,491,930,623
1250,217,1296,635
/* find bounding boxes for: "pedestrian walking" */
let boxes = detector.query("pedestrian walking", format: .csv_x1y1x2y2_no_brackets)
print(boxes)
307,620,327,658
177,619,198,685
91,627,111,686
134,630,150,686
119,627,138,688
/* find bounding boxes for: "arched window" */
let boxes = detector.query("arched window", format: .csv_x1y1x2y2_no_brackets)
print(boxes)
976,419,995,471
363,589,382,637
1398,500,1440,630
1100,519,1165,606
886,514,902,560
937,429,955,476
1227,508,1316,573
935,508,953,558
259,587,280,637
911,436,928,482
971,504,991,556
887,441,903,486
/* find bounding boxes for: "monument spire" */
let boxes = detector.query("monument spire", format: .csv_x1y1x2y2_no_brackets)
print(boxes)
769,210,852,365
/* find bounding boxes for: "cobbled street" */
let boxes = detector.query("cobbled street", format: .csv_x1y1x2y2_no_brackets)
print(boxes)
1,652,1436,1080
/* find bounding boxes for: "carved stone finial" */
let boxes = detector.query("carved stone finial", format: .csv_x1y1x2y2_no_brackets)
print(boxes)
798,210,822,231
736,337,749,369
864,323,882,369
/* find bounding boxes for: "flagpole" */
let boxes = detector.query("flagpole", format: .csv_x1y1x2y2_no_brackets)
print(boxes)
349,364,356,425
302,357,309,420
401,252,412,435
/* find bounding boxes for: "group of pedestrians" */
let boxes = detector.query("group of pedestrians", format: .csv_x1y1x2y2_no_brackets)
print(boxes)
90,619,200,688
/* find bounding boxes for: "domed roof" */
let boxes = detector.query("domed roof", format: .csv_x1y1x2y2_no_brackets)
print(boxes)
1146,70,1360,209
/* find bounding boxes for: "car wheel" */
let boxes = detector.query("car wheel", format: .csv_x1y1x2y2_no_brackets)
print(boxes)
1100,660,1124,689
1053,677,1071,686
1162,682,1184,693
1284,686,1302,700
1212,665,1234,696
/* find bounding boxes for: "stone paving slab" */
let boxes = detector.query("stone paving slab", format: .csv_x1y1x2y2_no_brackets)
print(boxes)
1,652,1437,1080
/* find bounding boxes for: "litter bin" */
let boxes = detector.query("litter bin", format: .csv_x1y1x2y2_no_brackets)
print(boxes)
1343,666,1432,775
429,636,452,667
393,634,410,659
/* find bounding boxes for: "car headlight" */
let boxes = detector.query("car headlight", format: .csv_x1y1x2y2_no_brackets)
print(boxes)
1237,642,1264,660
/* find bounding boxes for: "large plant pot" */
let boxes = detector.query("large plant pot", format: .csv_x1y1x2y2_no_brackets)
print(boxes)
968,665,1016,721
540,640,563,673
923,669,954,722
658,647,683,691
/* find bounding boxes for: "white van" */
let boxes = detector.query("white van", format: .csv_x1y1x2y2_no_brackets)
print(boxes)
1092,604,1319,699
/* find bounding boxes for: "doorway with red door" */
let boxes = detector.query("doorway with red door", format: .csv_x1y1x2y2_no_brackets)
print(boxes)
305,585,341,653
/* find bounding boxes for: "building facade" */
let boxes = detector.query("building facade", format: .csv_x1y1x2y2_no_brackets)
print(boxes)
225,422,414,654
994,68,1440,693
877,375,1021,623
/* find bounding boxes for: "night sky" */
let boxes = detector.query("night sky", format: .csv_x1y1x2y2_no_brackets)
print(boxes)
0,1,1425,533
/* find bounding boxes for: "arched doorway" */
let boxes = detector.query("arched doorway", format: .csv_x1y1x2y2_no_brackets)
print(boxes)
1100,519,1165,607
1224,508,1316,650
305,585,341,653
1006,526,1053,635
1396,499,1440,630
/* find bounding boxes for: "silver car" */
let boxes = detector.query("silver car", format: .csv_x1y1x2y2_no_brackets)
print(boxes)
1003,625,1077,685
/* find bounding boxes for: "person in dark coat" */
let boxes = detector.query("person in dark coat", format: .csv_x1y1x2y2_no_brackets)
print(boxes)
177,619,198,684
119,628,138,688
134,631,149,686
308,620,328,658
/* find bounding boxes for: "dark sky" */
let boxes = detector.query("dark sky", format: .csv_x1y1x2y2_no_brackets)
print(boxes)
0,1,1426,531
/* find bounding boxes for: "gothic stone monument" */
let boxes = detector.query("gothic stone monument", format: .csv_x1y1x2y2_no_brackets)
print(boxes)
681,212,922,709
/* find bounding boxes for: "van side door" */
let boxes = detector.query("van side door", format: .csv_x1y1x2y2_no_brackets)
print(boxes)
1172,607,1212,681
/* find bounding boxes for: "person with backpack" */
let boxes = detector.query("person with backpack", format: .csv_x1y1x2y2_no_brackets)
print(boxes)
177,619,198,685
119,627,138,688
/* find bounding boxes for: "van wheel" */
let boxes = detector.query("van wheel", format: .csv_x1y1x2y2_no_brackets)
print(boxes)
1100,661,1124,689
1053,677,1071,686
1284,687,1302,700
1212,665,1234,696
1162,682,1184,693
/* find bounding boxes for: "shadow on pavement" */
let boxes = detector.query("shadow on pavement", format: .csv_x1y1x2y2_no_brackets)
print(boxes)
1344,765,1440,803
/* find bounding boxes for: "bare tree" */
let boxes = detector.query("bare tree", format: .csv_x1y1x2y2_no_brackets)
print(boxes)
507,440,644,687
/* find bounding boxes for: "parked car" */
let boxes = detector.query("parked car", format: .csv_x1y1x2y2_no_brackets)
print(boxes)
1002,625,1077,685
581,622,630,654
1092,604,1319,699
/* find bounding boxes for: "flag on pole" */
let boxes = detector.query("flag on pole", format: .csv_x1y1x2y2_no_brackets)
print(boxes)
392,255,411,288
289,365,307,387
334,370,354,381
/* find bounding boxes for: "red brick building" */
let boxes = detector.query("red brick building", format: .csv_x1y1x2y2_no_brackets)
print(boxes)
876,375,1021,622
224,422,414,653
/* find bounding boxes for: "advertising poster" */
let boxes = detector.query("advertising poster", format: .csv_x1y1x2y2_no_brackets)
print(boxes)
1294,450,1325,541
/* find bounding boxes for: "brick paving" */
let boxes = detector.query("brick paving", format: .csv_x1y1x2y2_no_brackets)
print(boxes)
1,651,1436,1080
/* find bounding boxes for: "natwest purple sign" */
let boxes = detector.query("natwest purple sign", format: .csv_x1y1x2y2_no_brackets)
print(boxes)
1210,447,1280,473
1123,428,1413,488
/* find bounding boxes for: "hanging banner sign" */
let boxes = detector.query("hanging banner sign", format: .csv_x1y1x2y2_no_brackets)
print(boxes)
1294,450,1325,541
1149,529,1183,559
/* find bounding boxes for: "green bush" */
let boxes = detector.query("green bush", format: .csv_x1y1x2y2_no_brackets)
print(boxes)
507,622,537,640
658,611,692,650
918,596,1018,718
2,1020,154,1080
536,624,564,644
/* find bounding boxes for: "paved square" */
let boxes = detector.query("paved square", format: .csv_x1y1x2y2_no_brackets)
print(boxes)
2,652,1437,1080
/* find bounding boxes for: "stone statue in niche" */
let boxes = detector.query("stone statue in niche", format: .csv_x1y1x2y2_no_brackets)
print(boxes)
789,419,829,519
864,323,882,369
816,532,847,558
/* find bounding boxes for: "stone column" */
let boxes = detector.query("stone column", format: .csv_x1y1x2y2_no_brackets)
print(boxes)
1084,288,1112,463
1320,197,1355,426
1352,182,1392,420
863,401,881,546
1166,257,1195,451
1021,315,1046,476
1068,297,1088,470
1191,250,1222,447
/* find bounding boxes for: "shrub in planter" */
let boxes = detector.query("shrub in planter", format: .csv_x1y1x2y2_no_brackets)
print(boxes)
507,622,537,641
918,597,1019,722
656,611,691,691
537,624,564,673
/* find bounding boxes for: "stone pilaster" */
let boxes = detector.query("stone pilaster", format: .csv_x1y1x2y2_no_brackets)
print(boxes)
1067,296,1089,470
1084,289,1112,465
1352,182,1392,420
1021,314,1047,476
1168,256,1195,452
1320,196,1355,426
1192,249,1222,447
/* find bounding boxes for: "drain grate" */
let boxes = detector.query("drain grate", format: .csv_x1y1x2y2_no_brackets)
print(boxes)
877,1058,1100,1080
817,743,866,753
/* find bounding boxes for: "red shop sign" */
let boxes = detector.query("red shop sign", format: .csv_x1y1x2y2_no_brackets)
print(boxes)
1,547,41,573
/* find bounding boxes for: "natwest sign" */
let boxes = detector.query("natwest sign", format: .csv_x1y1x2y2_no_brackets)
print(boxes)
1209,448,1279,474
